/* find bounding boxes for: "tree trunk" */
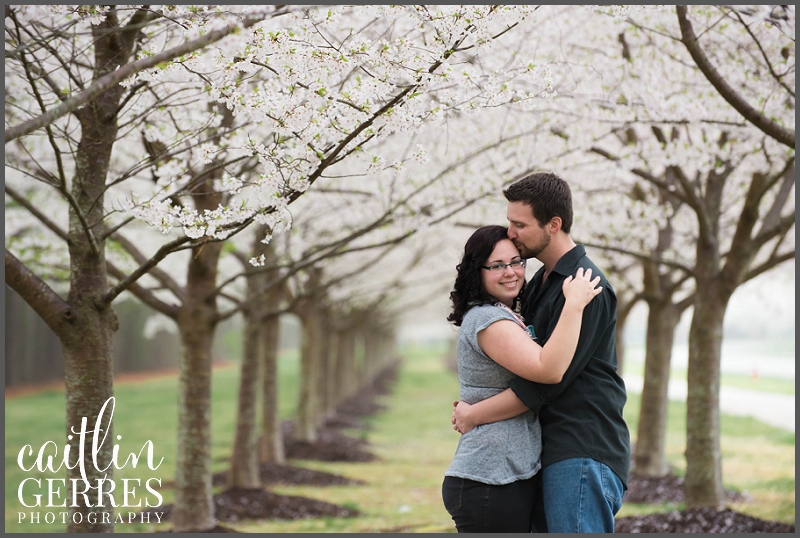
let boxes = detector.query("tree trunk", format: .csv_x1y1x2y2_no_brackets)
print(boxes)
634,300,680,476
327,330,343,410
228,306,262,489
61,12,138,532
296,302,323,442
336,326,358,404
260,312,285,464
685,283,729,508
230,234,278,487
354,329,367,390
63,264,117,533
364,328,382,382
173,238,223,531
172,98,235,530
317,311,333,420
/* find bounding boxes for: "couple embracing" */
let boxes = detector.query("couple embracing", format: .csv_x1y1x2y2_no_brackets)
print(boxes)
442,172,631,533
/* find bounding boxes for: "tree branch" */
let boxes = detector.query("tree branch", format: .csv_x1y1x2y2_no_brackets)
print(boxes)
106,261,180,318
676,5,795,148
100,234,194,306
5,15,265,143
5,248,77,339
580,240,695,276
742,250,795,283
5,185,70,242
757,158,795,236
729,8,795,97
753,213,795,246
108,232,187,301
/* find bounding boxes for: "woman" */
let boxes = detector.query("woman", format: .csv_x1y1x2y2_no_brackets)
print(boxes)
442,225,601,533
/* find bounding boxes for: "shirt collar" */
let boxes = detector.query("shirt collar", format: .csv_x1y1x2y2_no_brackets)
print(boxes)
550,244,586,277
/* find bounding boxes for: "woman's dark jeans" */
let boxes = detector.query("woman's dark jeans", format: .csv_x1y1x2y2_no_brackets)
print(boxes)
442,474,545,533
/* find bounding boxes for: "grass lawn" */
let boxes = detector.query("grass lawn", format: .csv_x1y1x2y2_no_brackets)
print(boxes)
225,343,461,533
5,342,795,533
5,350,300,534
620,392,795,524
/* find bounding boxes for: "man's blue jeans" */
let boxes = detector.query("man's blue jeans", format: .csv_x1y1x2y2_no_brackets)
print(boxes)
541,457,624,533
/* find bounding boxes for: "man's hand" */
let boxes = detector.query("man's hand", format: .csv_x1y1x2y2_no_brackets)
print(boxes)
451,400,477,434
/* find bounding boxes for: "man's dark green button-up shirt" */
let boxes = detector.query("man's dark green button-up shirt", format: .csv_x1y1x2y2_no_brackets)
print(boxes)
510,244,631,489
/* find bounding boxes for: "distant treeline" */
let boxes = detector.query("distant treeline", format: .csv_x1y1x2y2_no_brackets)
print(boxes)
4,286,301,387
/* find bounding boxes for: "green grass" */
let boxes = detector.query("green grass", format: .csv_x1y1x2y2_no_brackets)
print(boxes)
5,343,795,533
5,350,301,534
620,392,795,524
226,342,461,533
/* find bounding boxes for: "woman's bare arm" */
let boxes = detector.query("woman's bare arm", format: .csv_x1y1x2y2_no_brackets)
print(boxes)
451,388,527,434
477,267,601,383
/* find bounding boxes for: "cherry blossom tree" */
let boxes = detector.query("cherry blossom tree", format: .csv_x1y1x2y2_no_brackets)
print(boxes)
5,6,282,531
218,116,549,488
434,4,793,505
114,5,551,530
6,4,553,531
529,5,795,506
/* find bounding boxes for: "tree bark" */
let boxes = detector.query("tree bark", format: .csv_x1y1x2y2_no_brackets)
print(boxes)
61,11,140,531
336,326,358,404
685,282,729,508
173,236,223,531
363,326,383,382
228,303,262,489
634,299,681,476
295,300,324,442
229,234,277,487
317,311,333,419
327,330,343,410
260,312,285,464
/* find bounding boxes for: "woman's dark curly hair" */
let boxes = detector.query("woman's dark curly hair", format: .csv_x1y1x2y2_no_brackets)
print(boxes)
447,225,525,327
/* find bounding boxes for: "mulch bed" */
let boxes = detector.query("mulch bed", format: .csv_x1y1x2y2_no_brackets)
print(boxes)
617,472,793,532
282,420,378,462
279,362,400,463
624,472,749,504
142,362,400,531
616,507,796,533
211,462,365,488
142,487,358,528
211,488,358,522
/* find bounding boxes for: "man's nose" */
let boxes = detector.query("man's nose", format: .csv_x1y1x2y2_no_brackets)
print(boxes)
507,227,517,240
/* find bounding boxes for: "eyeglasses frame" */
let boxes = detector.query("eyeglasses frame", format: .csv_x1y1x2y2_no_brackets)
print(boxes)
480,258,527,272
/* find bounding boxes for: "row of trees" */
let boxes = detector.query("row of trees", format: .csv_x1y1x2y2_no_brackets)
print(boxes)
5,5,547,532
5,4,794,532
538,5,794,506
444,2,794,508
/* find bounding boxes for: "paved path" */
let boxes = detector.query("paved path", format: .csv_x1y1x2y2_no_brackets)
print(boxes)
624,374,795,433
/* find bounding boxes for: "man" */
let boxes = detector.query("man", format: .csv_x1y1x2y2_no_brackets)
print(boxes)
452,172,630,533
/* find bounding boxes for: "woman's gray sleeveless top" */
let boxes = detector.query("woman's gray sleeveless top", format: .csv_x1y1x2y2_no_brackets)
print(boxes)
445,304,542,485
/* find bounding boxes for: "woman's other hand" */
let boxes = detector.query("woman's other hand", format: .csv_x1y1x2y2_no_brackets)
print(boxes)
561,267,602,309
452,400,477,434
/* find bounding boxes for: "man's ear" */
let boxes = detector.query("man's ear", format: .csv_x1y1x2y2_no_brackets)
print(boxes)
548,217,562,234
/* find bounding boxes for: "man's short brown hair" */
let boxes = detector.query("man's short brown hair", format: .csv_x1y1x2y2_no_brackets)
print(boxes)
503,172,573,233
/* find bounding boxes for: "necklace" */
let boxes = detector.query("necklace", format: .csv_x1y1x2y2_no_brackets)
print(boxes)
494,302,537,342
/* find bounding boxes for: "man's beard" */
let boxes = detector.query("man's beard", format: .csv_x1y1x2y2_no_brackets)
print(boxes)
515,234,550,260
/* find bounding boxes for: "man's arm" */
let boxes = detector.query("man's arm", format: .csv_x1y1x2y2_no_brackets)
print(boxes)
452,388,528,434
510,284,616,414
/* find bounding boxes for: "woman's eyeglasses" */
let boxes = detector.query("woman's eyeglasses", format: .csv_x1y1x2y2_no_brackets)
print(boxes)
481,259,526,272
